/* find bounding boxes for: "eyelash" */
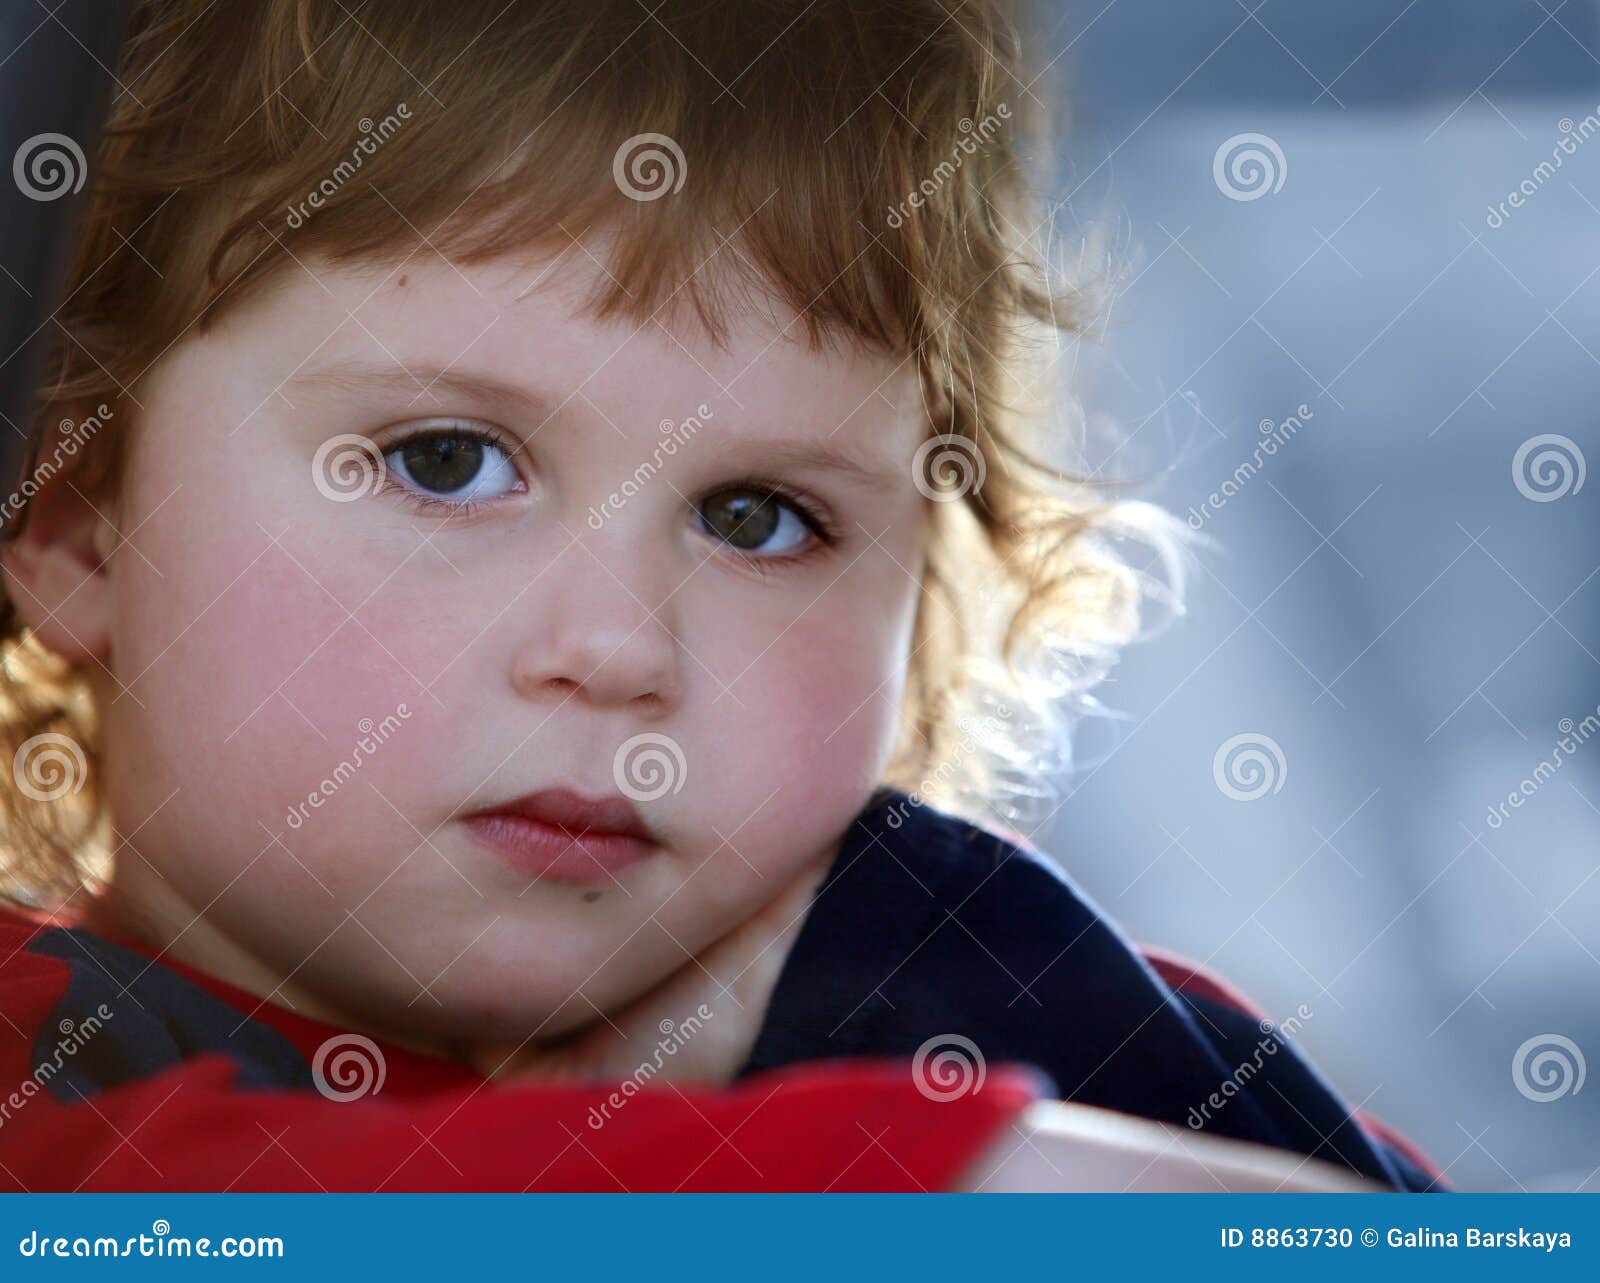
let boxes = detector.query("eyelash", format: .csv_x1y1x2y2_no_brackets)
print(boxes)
371,424,843,565
374,422,518,521
701,474,843,572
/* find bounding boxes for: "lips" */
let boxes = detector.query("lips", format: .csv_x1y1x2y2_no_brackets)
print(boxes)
478,787,655,839
461,787,661,883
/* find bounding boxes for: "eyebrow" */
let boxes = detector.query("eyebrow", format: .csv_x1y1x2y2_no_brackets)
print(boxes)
729,438,904,490
286,359,905,488
286,359,564,421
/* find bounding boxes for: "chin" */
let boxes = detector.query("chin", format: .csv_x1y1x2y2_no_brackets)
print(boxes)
346,966,615,1045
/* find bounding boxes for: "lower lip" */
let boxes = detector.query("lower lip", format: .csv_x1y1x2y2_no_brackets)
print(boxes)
462,814,660,883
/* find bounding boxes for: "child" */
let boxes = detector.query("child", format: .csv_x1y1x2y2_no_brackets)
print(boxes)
0,0,1436,1190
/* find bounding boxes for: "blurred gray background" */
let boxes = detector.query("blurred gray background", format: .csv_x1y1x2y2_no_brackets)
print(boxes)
1030,0,1600,1191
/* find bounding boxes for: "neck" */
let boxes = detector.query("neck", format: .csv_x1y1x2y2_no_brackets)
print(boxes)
80,865,461,1064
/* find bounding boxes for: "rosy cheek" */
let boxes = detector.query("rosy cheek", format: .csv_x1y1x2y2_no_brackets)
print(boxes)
113,512,452,809
245,552,479,776
715,603,903,825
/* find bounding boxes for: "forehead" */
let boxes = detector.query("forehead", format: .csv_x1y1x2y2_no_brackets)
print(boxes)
226,245,924,446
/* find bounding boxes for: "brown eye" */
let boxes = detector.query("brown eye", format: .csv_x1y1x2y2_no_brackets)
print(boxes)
384,429,518,503
695,487,810,555
401,435,483,493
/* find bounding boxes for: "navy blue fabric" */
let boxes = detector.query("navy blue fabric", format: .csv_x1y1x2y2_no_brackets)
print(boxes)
29,925,314,1101
735,785,1437,1191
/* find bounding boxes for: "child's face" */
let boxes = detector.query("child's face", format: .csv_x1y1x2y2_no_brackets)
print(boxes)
87,245,930,1041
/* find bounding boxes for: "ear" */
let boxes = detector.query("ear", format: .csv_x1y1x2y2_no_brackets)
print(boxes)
0,424,117,666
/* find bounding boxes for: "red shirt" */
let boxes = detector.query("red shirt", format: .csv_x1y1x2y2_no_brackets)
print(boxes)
0,902,1038,1192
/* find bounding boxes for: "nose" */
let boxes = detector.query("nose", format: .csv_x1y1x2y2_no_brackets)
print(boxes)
507,549,680,711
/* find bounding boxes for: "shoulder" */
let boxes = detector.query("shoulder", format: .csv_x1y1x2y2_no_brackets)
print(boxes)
838,787,1163,998
0,898,311,1099
749,788,1440,1190
900,794,1445,1189
752,786,1223,1098
1141,944,1446,1190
